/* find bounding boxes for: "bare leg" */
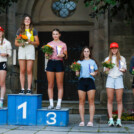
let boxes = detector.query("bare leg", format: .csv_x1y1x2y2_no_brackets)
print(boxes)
78,90,86,122
0,71,7,99
46,72,55,99
115,89,123,119
27,60,34,89
87,90,96,123
19,60,26,89
56,72,64,99
106,88,114,118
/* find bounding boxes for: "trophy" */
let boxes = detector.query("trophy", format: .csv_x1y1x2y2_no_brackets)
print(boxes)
56,46,62,56
26,31,31,44
89,64,94,75
119,60,125,71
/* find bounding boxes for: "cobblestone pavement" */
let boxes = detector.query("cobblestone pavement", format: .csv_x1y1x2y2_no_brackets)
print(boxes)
0,115,134,134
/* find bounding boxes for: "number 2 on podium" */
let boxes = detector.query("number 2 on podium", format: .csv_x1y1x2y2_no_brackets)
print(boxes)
18,102,27,119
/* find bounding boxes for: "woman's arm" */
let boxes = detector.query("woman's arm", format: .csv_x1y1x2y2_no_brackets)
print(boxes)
63,50,68,59
15,38,21,47
7,41,12,57
90,70,98,76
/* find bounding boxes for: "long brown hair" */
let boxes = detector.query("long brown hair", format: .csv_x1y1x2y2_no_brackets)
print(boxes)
20,15,33,34
80,46,99,70
52,28,61,34
0,31,4,45
109,48,121,67
80,46,93,60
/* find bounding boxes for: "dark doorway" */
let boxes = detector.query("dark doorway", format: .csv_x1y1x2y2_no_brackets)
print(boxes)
37,31,89,100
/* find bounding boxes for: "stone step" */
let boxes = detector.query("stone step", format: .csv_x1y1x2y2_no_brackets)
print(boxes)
42,101,107,114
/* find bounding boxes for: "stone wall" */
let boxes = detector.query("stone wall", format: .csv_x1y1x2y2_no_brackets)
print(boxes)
100,2,134,110
0,0,133,108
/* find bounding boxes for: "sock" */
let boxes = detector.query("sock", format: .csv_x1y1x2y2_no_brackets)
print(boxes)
27,89,31,91
0,98,4,103
117,118,121,121
109,118,113,120
57,99,62,106
21,88,25,90
49,99,54,107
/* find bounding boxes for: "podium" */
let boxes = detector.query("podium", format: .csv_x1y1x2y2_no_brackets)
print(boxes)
8,94,42,125
0,108,7,125
37,108,69,126
0,94,69,126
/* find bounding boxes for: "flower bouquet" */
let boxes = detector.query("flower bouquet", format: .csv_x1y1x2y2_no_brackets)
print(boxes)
132,67,134,75
102,59,115,74
70,62,81,72
102,60,115,69
41,44,53,59
16,34,28,48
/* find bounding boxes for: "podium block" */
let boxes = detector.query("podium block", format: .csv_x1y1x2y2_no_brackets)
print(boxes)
8,94,42,125
0,108,7,125
37,108,69,126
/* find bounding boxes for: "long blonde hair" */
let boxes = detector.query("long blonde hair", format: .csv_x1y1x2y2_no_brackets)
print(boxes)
0,32,4,45
109,49,121,67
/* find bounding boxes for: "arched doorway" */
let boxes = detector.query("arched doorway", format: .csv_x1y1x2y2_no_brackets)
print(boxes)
31,0,94,100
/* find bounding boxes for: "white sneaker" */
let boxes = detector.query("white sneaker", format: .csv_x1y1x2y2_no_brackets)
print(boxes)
48,105,54,110
108,119,115,127
116,119,122,127
55,105,61,110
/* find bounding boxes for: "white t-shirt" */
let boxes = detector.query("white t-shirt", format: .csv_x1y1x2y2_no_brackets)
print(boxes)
0,38,12,62
104,55,127,78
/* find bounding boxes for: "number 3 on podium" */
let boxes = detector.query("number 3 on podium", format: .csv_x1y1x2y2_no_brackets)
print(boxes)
46,112,56,125
18,102,27,119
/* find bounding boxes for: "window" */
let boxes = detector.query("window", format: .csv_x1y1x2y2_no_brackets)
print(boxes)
52,0,77,18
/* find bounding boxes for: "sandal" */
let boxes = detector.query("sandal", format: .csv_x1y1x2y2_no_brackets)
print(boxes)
87,122,93,127
79,122,85,126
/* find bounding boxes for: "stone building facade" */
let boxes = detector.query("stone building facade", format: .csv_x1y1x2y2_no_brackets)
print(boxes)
0,0,133,110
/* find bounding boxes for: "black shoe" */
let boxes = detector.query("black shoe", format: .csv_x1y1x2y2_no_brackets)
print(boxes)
19,90,25,94
26,90,32,95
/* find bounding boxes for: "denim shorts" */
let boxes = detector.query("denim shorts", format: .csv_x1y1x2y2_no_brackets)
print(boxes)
46,60,64,72
106,76,124,89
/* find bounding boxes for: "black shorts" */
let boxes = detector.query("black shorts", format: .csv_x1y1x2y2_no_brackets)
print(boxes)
132,77,134,88
0,62,7,71
46,60,64,72
78,78,96,92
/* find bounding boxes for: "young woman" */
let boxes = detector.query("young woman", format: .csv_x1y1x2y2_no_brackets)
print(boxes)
104,42,127,127
129,55,134,95
0,26,12,108
46,29,67,110
15,15,39,94
76,46,98,127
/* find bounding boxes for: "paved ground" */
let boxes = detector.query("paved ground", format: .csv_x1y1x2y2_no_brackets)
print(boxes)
0,115,134,134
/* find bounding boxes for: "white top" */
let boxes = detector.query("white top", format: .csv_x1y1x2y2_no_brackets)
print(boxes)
104,55,127,78
0,38,12,62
